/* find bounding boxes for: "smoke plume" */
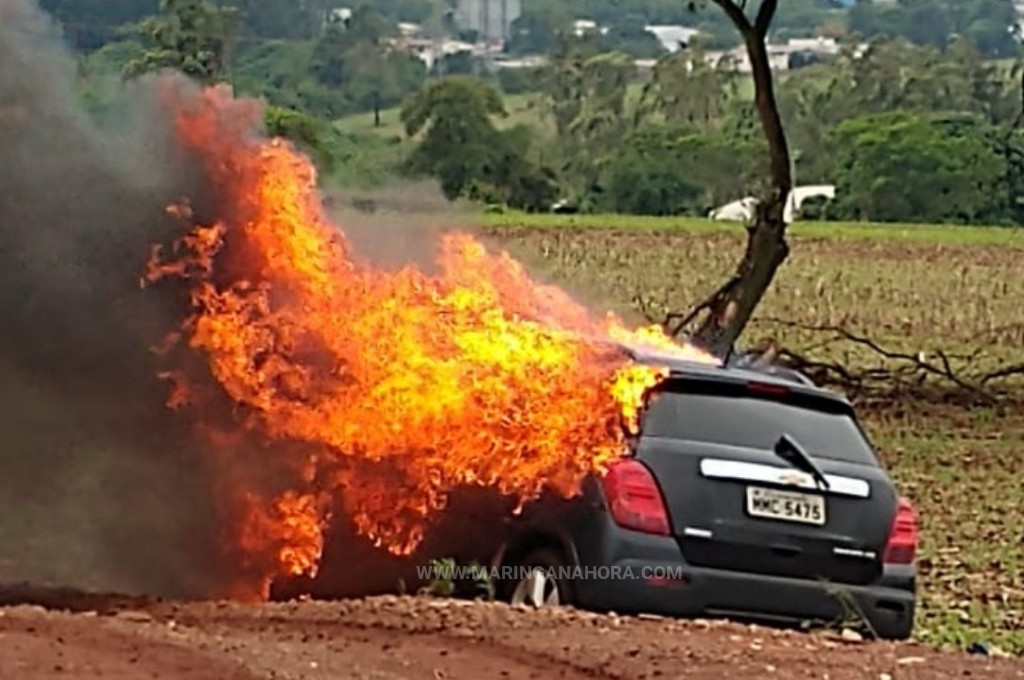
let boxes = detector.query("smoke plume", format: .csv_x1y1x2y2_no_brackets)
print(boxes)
0,0,231,597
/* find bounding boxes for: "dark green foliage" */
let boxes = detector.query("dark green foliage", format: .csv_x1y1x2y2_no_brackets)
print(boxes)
496,67,544,95
309,10,427,116
848,0,1020,58
217,0,326,40
401,76,508,199
827,111,1007,224
603,125,769,215
121,0,240,84
602,127,703,215
40,0,159,50
506,10,567,55
401,77,557,210
263,106,406,188
597,19,669,59
349,0,434,23
538,36,634,204
263,105,339,173
432,50,477,77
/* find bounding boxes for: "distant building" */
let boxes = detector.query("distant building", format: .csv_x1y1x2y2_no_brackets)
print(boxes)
779,36,842,57
326,7,352,25
403,38,479,69
455,0,522,43
699,37,857,74
397,22,423,38
486,54,547,71
644,25,700,53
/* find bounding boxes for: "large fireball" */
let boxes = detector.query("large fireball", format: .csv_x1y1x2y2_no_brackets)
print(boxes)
143,83,715,597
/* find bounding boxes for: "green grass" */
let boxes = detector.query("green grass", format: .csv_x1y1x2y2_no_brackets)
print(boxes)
335,82,651,140
336,92,547,138
481,217,1024,655
481,211,1024,246
335,105,405,138
874,409,1024,654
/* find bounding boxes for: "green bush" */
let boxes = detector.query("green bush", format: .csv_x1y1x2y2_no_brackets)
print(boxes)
827,111,1008,224
263,105,338,173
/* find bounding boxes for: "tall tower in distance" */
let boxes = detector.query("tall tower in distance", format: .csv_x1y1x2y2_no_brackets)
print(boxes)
454,0,523,43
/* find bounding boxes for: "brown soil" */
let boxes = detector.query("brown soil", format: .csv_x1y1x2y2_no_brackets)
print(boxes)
1,588,1021,680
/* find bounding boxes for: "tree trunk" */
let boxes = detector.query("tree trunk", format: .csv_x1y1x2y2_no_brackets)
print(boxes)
694,1,793,357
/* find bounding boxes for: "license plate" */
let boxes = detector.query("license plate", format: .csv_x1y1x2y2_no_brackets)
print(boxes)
746,486,826,526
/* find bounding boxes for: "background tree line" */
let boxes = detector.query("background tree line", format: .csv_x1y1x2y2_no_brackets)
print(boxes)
45,0,1023,59
397,33,1024,225
55,0,1024,225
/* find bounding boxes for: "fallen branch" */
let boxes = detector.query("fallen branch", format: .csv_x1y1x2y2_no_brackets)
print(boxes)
633,289,1024,404
745,318,1024,405
759,319,992,400
773,345,863,392
980,362,1024,385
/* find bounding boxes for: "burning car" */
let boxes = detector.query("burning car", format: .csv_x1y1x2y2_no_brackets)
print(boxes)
139,84,914,639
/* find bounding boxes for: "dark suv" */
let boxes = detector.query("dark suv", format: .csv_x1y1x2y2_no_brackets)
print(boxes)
492,350,918,640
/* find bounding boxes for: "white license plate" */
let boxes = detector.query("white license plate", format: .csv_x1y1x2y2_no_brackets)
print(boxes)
746,486,826,526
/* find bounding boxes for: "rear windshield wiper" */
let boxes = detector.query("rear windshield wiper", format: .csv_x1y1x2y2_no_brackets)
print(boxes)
774,434,831,491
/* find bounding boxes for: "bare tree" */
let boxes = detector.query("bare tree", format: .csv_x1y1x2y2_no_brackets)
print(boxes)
680,0,792,357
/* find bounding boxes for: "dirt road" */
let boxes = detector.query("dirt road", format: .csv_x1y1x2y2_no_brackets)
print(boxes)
1,592,1021,680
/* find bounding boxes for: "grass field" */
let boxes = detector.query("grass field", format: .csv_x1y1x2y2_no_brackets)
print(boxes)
335,82,653,140
483,211,1024,244
479,212,1024,654
336,91,551,139
333,69,808,142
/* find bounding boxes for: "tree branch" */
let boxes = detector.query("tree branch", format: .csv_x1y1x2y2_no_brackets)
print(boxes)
754,0,778,39
980,362,1024,385
665,276,741,337
688,0,792,355
708,0,753,32
633,276,741,340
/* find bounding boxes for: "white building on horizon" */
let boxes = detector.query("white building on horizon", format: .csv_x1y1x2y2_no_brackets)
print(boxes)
455,0,522,43
644,25,700,53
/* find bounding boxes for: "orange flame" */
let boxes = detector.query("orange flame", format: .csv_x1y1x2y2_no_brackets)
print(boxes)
143,83,716,595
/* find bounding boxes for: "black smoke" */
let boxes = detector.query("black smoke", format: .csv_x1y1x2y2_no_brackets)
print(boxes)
0,0,231,597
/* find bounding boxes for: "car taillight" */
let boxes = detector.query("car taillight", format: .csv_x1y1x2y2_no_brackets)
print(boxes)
883,496,918,564
601,459,671,536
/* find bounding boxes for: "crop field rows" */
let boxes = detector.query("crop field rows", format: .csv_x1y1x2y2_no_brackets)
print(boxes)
482,217,1024,654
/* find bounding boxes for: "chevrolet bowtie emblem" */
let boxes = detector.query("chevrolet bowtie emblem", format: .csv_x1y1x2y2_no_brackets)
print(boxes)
778,472,810,486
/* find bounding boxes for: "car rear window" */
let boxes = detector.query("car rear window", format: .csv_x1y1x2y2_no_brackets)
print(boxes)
640,383,878,466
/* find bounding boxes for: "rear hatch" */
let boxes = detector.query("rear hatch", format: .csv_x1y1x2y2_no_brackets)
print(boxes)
636,376,898,586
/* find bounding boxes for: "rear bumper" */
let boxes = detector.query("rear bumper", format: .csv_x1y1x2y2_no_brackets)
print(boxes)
570,529,915,640
575,559,914,639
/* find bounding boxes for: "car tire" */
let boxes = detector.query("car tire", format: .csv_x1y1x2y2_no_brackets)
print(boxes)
872,611,915,641
505,548,575,609
267,574,314,601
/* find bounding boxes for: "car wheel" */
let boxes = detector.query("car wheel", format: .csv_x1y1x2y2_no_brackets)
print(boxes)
507,548,574,609
268,574,314,601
